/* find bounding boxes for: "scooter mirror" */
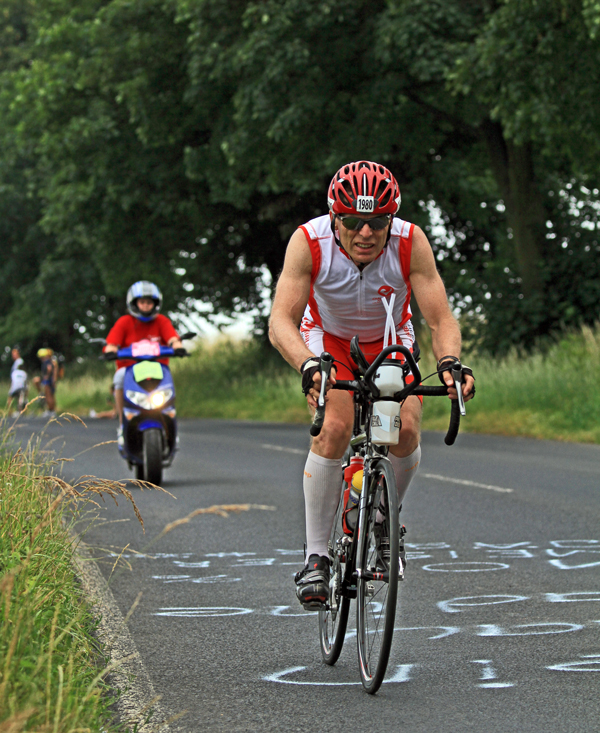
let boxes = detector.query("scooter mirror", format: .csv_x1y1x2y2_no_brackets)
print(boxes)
179,331,197,341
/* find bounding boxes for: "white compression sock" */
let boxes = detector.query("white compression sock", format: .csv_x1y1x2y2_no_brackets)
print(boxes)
377,444,422,522
303,451,343,559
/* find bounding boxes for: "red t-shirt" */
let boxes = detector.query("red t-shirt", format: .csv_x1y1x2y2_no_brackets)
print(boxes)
105,314,179,369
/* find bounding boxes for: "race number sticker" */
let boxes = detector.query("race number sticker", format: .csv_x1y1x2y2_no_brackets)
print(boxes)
355,196,375,213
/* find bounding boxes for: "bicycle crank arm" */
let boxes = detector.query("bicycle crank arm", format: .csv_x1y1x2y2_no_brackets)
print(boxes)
357,568,390,582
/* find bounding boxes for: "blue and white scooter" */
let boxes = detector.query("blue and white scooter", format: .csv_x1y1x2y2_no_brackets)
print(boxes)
100,334,194,485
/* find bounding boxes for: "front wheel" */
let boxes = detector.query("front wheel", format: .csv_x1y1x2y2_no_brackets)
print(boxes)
319,486,351,665
356,459,399,694
142,428,163,486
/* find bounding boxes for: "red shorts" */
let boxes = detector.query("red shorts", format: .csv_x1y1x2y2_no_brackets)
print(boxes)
321,333,423,403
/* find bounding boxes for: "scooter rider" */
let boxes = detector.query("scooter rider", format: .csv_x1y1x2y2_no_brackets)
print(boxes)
104,281,183,446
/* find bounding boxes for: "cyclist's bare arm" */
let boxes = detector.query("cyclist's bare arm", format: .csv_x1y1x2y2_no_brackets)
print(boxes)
409,226,474,401
269,229,337,407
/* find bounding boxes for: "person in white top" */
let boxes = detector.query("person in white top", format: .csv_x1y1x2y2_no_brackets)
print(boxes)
7,346,28,414
269,160,475,607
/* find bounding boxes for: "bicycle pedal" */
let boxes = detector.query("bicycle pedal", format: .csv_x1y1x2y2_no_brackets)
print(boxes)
399,558,405,581
302,601,325,611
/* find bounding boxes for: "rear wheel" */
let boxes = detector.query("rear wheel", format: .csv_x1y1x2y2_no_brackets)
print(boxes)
142,428,163,485
356,459,399,694
319,487,351,665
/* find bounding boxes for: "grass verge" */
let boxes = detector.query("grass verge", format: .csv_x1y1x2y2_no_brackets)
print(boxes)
0,419,146,732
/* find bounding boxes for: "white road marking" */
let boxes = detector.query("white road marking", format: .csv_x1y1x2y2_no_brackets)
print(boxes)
545,591,600,603
423,561,509,573
548,557,600,570
262,443,306,455
438,594,529,614
421,472,514,493
263,664,414,685
471,660,515,688
153,607,253,617
547,655,600,672
477,623,584,636
550,540,599,548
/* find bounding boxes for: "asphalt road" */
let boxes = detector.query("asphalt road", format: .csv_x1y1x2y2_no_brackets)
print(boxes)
12,416,600,732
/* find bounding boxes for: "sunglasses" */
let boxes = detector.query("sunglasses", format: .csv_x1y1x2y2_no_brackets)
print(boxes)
337,214,392,231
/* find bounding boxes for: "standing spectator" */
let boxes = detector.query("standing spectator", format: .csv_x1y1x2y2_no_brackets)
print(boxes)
7,346,28,416
33,348,58,417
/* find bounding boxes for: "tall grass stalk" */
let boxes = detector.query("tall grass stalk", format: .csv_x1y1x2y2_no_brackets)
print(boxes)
0,419,147,731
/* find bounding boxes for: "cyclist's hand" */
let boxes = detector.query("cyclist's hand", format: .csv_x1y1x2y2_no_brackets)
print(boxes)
301,357,336,409
438,357,475,402
460,371,475,402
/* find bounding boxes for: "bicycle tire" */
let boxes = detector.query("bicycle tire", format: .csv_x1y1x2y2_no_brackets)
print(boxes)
319,488,351,665
356,459,399,693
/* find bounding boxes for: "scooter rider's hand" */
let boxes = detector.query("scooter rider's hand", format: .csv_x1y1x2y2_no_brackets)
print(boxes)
173,347,188,357
102,343,119,361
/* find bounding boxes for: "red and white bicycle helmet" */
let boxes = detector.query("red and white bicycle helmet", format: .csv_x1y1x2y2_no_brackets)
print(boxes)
327,161,401,216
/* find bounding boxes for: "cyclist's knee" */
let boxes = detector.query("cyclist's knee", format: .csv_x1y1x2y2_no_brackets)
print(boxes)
312,413,352,459
393,415,420,457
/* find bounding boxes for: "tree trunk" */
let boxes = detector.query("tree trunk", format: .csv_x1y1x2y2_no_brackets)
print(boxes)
481,120,546,298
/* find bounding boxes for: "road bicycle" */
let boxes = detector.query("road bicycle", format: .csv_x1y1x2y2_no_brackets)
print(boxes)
310,336,466,693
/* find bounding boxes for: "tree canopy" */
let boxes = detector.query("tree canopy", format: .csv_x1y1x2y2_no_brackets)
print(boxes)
2,0,600,363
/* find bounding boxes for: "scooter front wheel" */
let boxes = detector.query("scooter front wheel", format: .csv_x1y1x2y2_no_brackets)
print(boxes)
143,428,163,486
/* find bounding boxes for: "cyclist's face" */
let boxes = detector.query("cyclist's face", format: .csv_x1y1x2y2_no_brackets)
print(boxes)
331,213,391,266
136,297,155,314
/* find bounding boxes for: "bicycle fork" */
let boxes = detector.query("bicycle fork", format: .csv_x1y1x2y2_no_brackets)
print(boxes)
354,456,391,584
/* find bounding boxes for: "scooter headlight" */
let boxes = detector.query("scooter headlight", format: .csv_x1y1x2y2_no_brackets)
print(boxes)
150,388,173,408
126,388,174,410
125,390,152,410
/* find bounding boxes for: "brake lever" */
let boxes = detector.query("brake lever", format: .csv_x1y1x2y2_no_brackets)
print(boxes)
451,364,466,417
317,357,332,408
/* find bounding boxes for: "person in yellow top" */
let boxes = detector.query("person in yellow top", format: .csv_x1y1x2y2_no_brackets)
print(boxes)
33,348,59,416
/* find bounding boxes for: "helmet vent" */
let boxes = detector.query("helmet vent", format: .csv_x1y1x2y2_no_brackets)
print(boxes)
338,180,353,207
376,179,391,207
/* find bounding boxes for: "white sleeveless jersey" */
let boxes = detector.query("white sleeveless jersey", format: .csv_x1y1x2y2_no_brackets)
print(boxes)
300,215,415,346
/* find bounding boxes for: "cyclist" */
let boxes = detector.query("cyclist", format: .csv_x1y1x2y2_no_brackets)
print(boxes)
104,281,183,446
269,160,475,607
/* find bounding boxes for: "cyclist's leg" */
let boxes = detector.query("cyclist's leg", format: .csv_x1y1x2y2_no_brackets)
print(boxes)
305,389,354,553
388,394,422,508
297,388,354,606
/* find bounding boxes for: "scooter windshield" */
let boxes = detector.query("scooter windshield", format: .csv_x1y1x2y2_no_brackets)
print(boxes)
133,361,164,383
